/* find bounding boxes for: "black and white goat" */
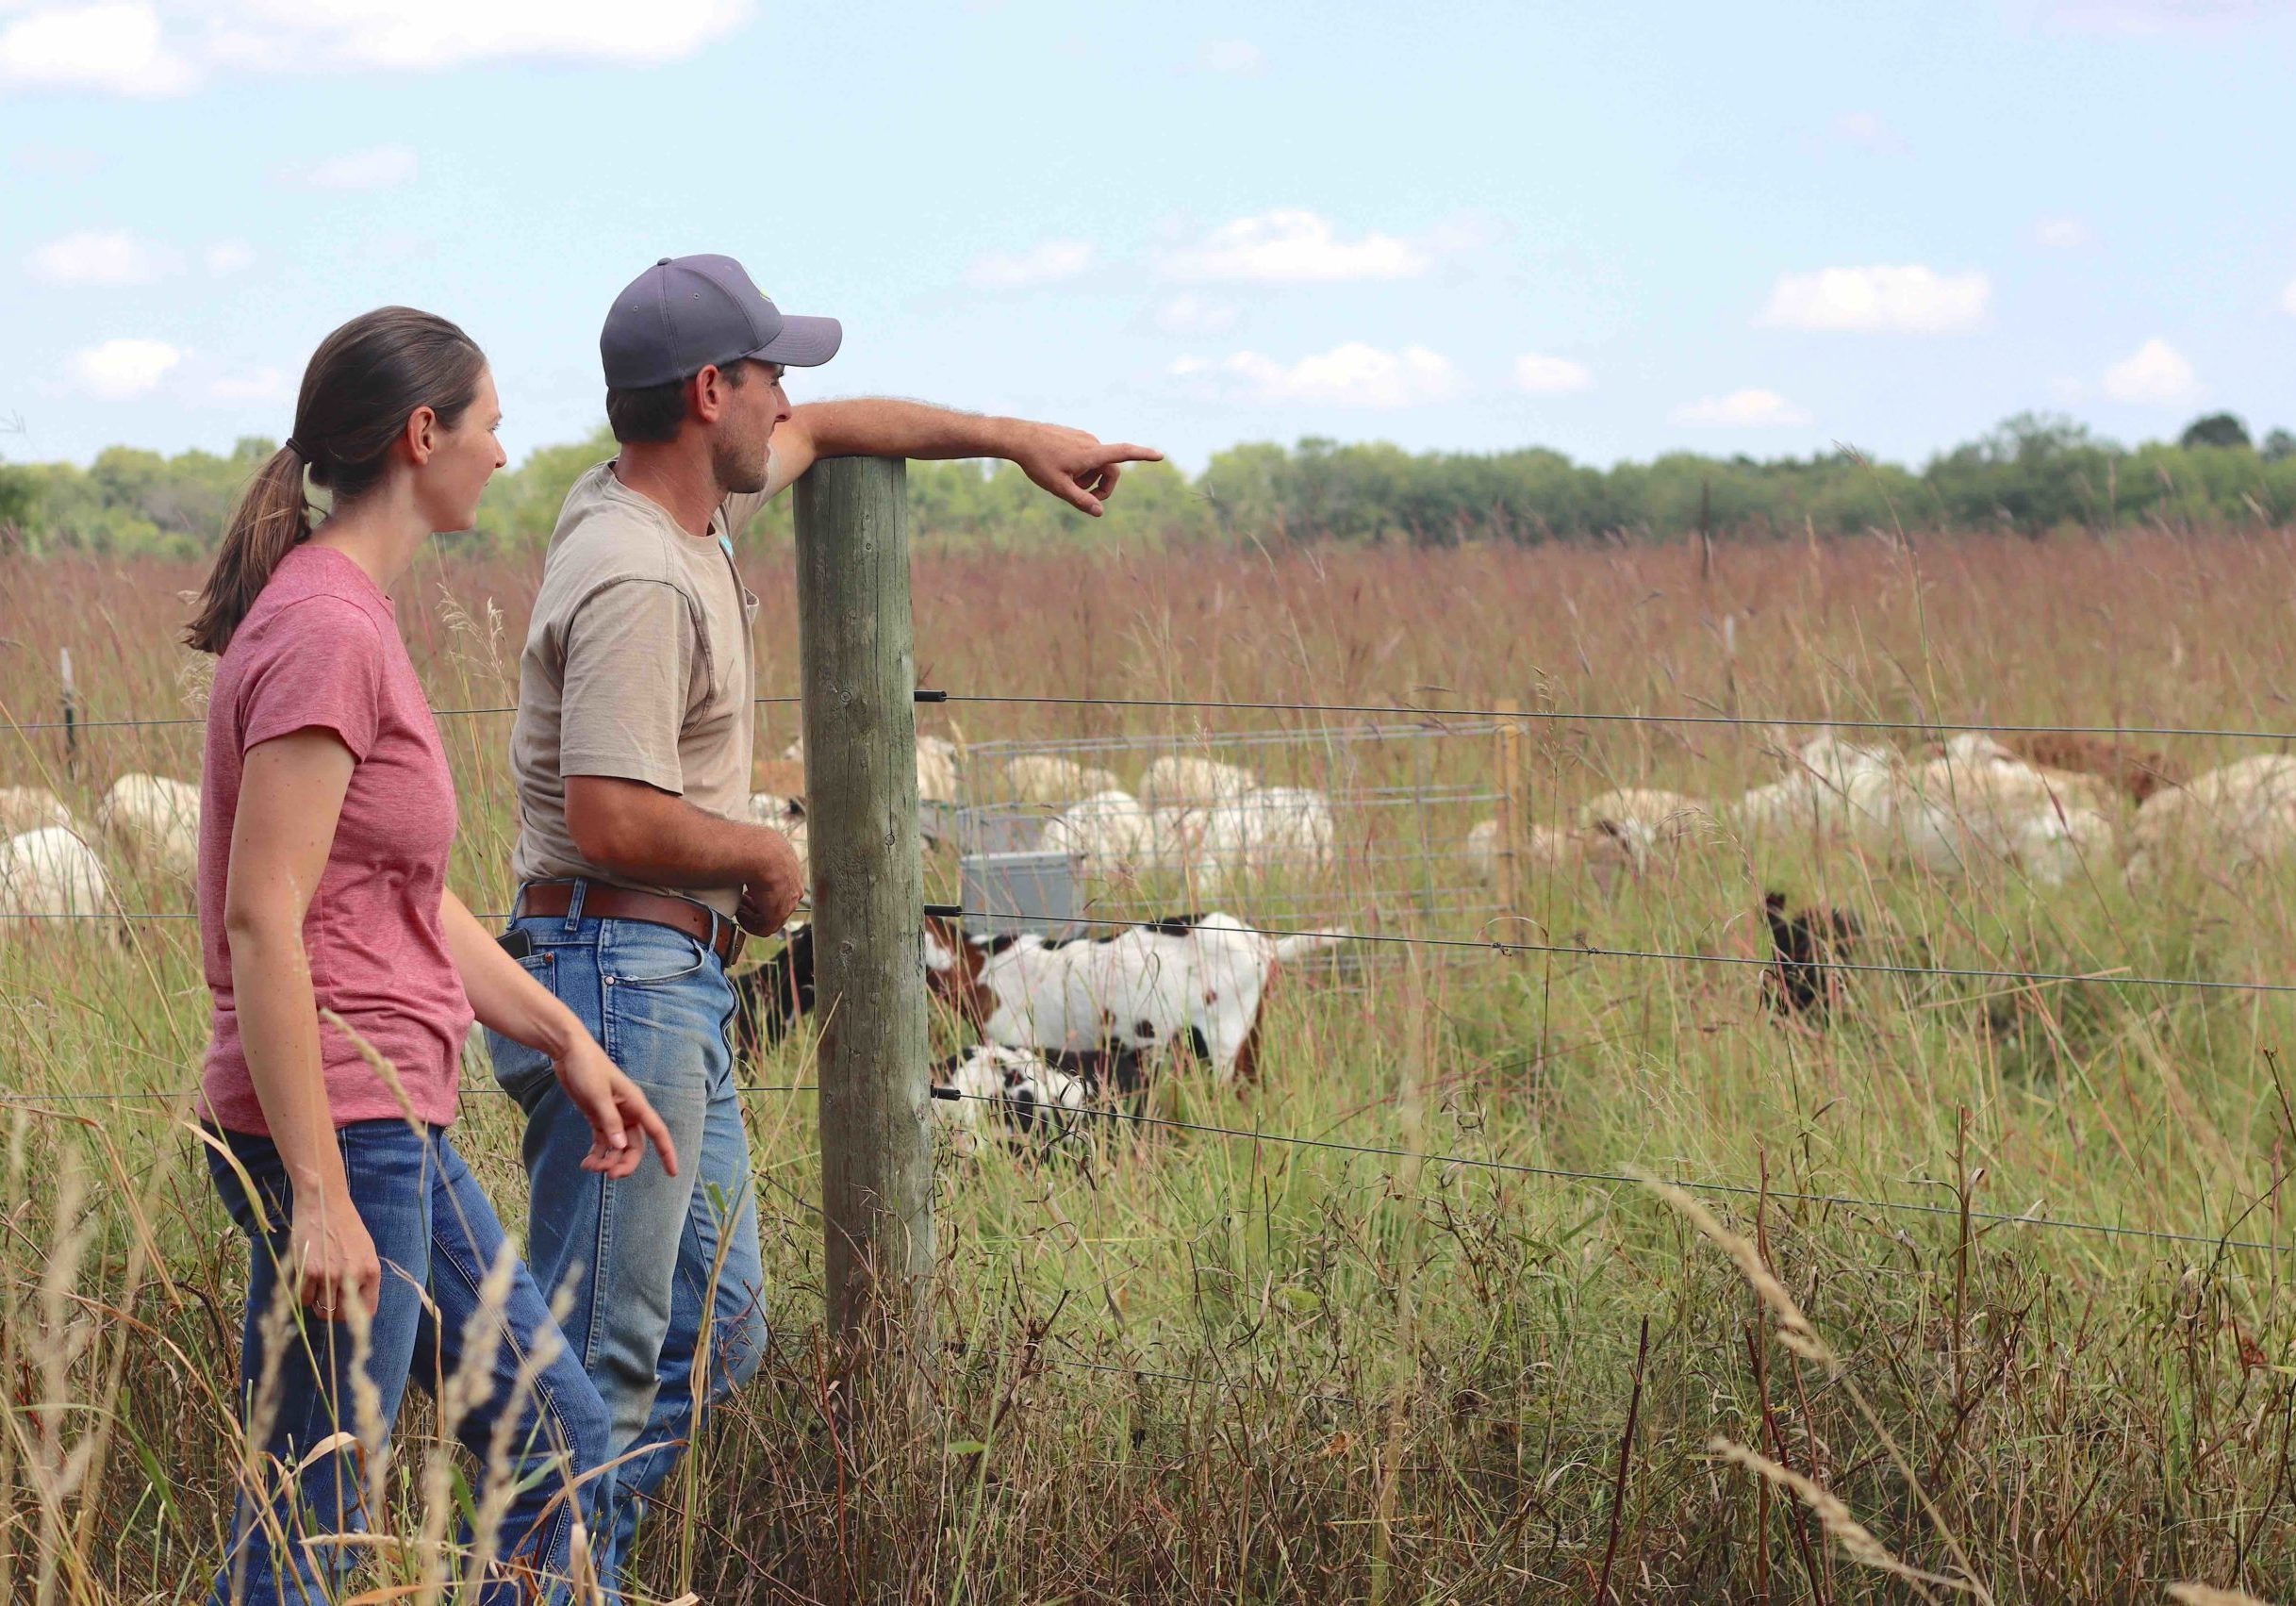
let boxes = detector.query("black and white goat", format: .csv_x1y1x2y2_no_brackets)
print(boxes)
930,1043,1092,1156
732,912,1343,1084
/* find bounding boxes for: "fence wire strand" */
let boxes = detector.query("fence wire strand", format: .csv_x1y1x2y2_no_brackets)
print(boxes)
14,689,2296,744
4,1077,2284,1257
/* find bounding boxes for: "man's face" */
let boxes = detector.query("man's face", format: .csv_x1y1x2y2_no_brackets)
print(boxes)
710,359,790,496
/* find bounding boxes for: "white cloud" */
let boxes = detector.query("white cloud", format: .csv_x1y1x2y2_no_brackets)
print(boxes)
2102,337,2202,406
1512,353,1593,395
966,240,1094,290
1761,264,1990,333
0,4,195,94
2033,215,2091,249
1171,343,1460,408
1164,210,1429,284
1833,110,1907,153
1193,37,1263,73
204,239,256,275
292,144,419,190
1672,389,1813,428
206,365,289,403
67,338,182,399
0,0,750,94
26,229,183,285
1154,295,1238,336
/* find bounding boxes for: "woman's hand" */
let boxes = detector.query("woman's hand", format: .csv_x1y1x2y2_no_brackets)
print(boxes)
291,1189,383,1321
554,1034,680,1178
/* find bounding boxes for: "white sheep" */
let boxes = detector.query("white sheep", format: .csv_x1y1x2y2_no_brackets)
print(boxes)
1041,790,1192,880
1188,786,1337,894
1726,735,1900,841
2125,755,2296,884
0,786,77,837
999,755,1123,806
1140,754,1258,810
1466,817,1637,892
0,827,123,939
95,772,201,882
1578,788,1714,866
781,734,962,803
1875,744,2114,885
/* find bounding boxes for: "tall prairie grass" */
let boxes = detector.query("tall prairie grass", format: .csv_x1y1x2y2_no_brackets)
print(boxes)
3,526,2294,1601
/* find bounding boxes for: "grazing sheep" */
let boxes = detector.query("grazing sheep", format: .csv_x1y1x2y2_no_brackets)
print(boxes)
2125,755,2296,884
1189,786,1337,892
0,827,123,936
2001,732,2182,804
1041,789,1188,879
931,1043,1091,1157
747,792,809,877
915,736,962,803
1727,735,1901,840
1891,739,2115,884
1466,817,1637,893
0,786,76,838
94,772,200,882
999,755,1123,806
781,733,962,803
1140,754,1258,809
1578,788,1714,864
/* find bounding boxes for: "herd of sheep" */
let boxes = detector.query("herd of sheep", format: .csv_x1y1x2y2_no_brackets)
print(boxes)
0,773,199,933
1462,730,2296,891
11,723,2296,938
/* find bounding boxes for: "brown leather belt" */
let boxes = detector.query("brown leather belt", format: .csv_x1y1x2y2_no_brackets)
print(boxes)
519,882,743,966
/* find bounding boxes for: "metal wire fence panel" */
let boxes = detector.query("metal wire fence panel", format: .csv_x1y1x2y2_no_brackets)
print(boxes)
956,721,1517,949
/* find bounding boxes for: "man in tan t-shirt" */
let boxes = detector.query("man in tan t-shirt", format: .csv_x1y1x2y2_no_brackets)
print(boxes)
487,252,1159,1593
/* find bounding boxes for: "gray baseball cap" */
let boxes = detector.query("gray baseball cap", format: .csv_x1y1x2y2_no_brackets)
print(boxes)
600,254,842,389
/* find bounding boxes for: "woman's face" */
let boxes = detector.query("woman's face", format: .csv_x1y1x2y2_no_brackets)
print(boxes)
417,365,507,533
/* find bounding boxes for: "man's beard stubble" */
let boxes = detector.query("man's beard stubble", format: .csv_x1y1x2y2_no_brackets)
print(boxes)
712,433,771,497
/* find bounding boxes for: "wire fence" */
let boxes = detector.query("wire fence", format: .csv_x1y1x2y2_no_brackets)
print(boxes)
3,1078,2285,1257
8,687,2296,1274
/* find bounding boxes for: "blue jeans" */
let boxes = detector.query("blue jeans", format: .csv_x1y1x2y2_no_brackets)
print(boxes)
487,891,768,1593
206,1120,610,1606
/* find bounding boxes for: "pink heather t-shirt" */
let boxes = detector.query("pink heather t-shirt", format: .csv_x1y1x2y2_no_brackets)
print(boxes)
197,543,474,1134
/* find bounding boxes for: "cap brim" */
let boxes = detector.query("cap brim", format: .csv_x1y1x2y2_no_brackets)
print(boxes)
747,314,842,368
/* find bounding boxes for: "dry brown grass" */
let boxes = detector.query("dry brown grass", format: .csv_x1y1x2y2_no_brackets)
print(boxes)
5,527,2296,1601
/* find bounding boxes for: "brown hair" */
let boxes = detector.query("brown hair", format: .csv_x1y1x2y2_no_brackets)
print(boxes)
186,306,487,654
604,356,749,446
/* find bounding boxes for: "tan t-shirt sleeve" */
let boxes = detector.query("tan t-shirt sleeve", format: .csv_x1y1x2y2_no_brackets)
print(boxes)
557,578,696,793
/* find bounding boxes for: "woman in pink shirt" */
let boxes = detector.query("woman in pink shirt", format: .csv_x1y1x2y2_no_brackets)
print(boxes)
187,306,676,1606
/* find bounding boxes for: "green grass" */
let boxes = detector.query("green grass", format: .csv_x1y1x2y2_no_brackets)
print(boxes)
5,530,2296,1601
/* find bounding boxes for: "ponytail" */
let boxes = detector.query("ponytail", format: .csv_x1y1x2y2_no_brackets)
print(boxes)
183,306,486,655
184,445,312,654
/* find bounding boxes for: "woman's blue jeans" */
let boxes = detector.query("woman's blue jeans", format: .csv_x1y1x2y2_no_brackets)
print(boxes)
206,1120,612,1605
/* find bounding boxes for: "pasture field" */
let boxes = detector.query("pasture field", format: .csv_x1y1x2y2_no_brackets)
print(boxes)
5,527,2296,1602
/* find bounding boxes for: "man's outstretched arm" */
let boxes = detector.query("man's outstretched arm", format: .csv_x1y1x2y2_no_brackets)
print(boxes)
770,399,1162,517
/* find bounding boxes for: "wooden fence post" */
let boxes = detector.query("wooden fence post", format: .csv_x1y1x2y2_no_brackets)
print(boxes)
793,456,934,1368
1495,697,1525,924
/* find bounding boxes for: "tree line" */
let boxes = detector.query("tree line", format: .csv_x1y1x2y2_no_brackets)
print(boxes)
5,411,2294,560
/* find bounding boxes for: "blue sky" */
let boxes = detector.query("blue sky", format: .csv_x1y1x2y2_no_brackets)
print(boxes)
5,0,2295,473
